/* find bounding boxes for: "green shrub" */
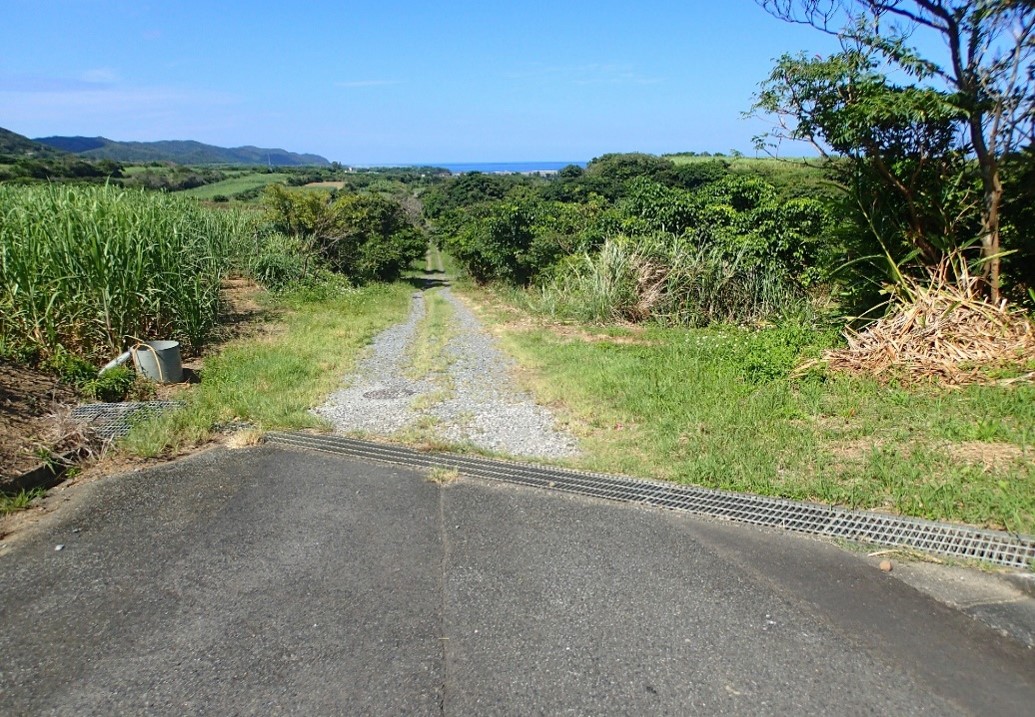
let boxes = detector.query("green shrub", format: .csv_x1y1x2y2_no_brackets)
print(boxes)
41,347,97,385
81,365,136,402
262,185,425,282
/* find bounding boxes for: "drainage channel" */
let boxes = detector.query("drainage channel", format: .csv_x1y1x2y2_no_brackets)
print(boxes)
71,401,182,440
266,431,1035,570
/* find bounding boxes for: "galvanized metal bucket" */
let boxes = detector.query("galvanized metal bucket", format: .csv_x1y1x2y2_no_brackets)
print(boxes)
131,340,183,383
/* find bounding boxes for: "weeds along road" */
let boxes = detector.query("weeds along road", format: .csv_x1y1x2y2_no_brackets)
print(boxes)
1,445,1032,715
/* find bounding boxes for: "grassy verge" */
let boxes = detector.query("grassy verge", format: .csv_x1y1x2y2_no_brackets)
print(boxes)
461,287,1035,534
434,243,462,278
405,289,455,382
120,281,413,457
424,244,444,274
396,288,457,443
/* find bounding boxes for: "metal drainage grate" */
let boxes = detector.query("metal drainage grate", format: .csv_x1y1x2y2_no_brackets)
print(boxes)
71,401,182,440
362,388,415,400
266,431,1035,570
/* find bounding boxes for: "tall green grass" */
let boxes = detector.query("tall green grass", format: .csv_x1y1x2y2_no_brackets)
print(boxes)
526,235,804,326
0,184,254,363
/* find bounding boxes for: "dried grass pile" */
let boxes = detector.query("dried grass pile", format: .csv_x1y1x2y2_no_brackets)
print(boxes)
821,264,1035,386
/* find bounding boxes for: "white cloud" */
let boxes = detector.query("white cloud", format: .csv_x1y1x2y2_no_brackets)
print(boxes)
80,68,120,84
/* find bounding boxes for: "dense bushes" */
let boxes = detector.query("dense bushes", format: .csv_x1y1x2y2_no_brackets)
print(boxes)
0,156,123,183
124,166,227,191
428,155,833,326
444,200,567,285
262,185,425,282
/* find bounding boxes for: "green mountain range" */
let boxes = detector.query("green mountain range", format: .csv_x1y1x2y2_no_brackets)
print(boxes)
0,127,65,158
32,134,331,166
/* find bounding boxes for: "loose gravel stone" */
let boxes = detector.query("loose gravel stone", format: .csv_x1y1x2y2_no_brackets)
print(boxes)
311,292,435,435
312,286,579,460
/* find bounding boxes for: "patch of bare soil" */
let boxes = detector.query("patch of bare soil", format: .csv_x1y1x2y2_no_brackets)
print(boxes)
215,277,273,342
0,361,81,486
548,324,656,346
942,441,1028,472
827,437,884,464
825,436,1027,473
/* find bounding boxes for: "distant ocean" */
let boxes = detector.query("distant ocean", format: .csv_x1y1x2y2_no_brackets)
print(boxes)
432,161,586,174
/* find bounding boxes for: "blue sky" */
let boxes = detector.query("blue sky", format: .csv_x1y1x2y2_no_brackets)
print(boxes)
2,0,847,164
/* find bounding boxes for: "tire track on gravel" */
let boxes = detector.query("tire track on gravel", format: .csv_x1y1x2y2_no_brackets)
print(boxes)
312,279,579,461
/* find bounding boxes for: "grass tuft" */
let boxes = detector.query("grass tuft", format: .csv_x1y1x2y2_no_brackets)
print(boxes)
0,488,45,515
405,289,456,381
426,467,460,484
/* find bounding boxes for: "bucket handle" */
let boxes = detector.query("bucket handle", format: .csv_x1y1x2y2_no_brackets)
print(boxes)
129,337,166,383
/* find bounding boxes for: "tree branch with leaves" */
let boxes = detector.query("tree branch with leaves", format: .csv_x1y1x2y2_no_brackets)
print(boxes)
754,0,1035,300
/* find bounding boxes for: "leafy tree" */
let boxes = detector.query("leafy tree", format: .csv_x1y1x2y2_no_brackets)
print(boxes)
1000,147,1035,298
422,172,516,218
263,184,335,237
445,200,541,284
669,160,731,190
330,193,425,280
755,0,1035,300
619,178,697,235
688,176,830,279
752,51,975,268
262,185,424,281
581,153,679,199
556,164,585,180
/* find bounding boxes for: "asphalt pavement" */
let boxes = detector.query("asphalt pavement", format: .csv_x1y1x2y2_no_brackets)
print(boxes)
1,445,1032,716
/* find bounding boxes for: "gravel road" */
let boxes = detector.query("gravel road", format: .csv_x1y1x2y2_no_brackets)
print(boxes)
312,284,579,460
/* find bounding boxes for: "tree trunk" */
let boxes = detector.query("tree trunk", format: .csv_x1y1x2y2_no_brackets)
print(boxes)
983,177,1002,303
978,156,1003,303
966,97,1002,301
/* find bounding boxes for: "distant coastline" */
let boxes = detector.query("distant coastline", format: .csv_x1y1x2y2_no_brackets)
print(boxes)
358,161,588,175
436,161,587,174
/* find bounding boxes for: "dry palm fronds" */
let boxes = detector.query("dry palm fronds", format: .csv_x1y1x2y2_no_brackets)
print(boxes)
819,261,1035,386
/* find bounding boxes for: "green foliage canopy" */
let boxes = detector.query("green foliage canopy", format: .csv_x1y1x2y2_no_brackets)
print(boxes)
263,185,425,282
754,0,1035,301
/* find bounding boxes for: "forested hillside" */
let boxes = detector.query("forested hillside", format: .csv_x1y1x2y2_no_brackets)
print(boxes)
33,135,330,166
